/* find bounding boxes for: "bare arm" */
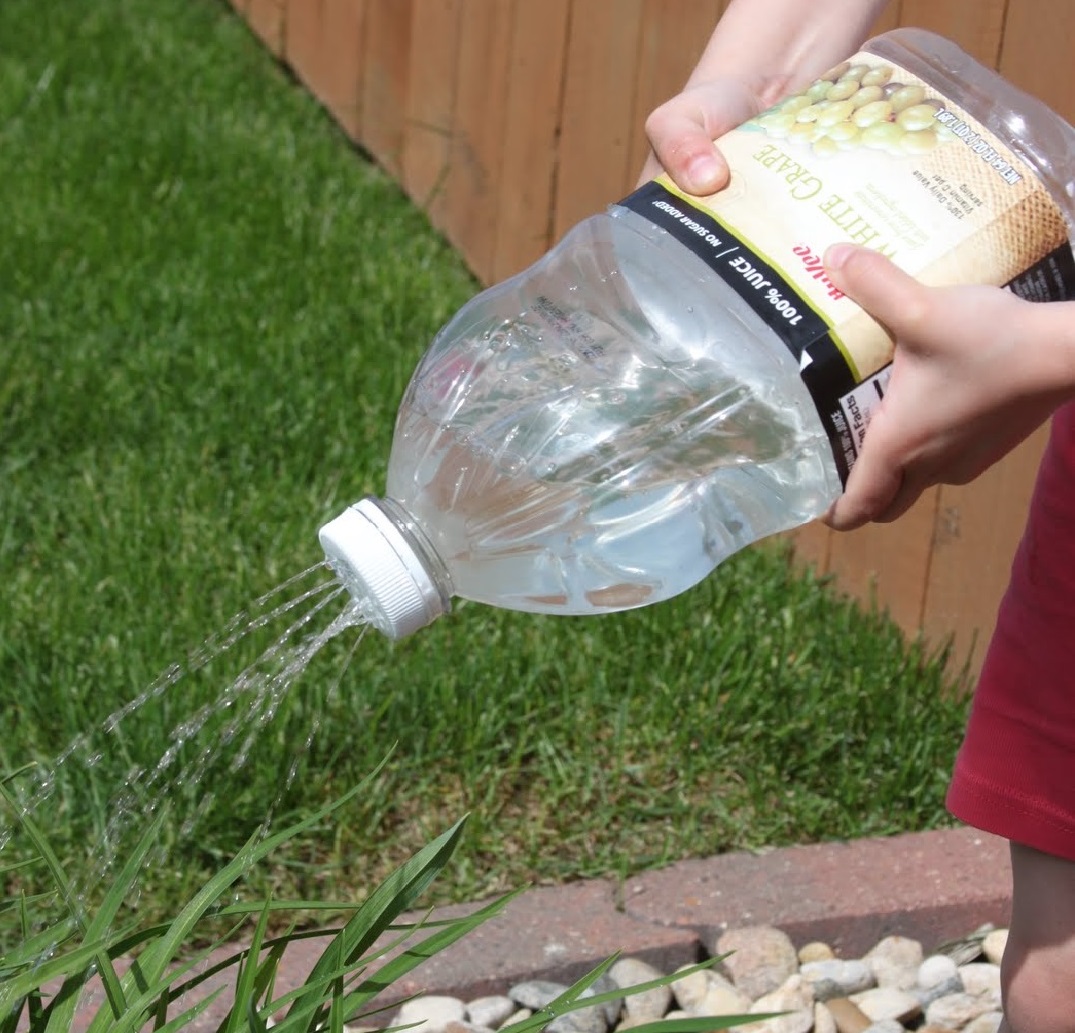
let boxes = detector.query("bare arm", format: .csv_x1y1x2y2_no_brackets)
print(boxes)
641,0,892,192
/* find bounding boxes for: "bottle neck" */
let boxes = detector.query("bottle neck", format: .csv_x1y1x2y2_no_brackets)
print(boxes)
375,496,455,608
317,496,453,640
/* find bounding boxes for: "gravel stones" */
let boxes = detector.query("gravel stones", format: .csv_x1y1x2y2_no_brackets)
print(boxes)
389,924,1012,1033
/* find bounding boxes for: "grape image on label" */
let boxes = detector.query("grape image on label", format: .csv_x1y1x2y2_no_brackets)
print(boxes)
751,60,952,159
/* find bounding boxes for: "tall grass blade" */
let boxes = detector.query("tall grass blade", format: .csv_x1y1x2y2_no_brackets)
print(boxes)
280,816,468,1030
221,897,273,1033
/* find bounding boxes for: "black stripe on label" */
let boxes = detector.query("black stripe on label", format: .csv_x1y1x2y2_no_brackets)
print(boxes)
1006,242,1075,303
620,181,833,357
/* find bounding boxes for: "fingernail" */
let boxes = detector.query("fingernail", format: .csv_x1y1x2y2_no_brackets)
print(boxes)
684,154,720,193
824,243,856,270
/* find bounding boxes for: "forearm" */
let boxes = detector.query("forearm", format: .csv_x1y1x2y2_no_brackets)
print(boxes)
686,0,893,106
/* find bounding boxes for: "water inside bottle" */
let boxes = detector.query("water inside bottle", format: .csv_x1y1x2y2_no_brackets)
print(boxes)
383,212,835,616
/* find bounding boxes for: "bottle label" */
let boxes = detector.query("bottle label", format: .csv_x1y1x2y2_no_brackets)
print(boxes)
619,51,1075,485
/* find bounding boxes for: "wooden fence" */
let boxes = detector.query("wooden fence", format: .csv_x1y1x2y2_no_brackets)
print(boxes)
228,0,1075,679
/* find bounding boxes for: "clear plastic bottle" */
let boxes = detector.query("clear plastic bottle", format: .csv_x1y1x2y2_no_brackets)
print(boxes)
319,28,1075,640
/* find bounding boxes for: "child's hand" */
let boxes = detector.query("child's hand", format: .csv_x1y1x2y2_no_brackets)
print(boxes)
822,244,1075,530
639,77,770,194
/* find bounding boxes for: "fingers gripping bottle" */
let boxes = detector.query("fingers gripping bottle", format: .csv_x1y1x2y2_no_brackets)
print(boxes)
319,28,1075,640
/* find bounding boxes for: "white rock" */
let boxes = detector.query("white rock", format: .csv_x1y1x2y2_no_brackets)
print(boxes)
501,1010,532,1028
509,981,567,1010
466,997,516,1030
746,975,814,1033
546,1006,608,1033
798,942,835,964
958,962,1001,1006
397,997,468,1033
800,959,874,1000
866,935,924,990
926,992,999,1028
609,958,671,1023
917,954,959,990
813,1003,837,1033
862,1023,905,1033
982,929,1008,966
670,966,709,1011
849,986,922,1024
695,981,752,1017
965,1013,1004,1033
716,926,799,1000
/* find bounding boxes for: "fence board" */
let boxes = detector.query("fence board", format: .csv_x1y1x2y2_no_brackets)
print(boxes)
625,0,726,186
898,0,1008,66
437,0,515,282
284,0,321,86
867,1,902,36
553,0,647,239
490,0,573,282
360,0,414,178
400,0,463,226
998,0,1075,120
246,0,285,55
309,0,367,139
922,428,1047,673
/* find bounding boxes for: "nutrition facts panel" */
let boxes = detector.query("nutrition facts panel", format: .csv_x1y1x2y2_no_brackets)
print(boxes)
836,364,894,465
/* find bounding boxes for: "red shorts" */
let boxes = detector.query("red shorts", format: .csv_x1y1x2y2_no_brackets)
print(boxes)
947,402,1075,861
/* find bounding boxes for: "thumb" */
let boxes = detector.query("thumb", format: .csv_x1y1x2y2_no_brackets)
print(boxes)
823,244,927,335
643,104,730,196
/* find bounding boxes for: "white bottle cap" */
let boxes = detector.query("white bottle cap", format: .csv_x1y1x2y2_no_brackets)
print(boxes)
317,498,449,640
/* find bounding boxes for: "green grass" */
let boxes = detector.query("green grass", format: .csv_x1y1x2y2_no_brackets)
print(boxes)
0,0,971,929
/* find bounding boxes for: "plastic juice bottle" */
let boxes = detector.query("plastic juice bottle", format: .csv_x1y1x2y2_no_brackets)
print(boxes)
319,28,1075,640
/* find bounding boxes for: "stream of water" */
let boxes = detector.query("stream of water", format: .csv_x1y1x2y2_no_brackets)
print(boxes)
1,560,369,932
